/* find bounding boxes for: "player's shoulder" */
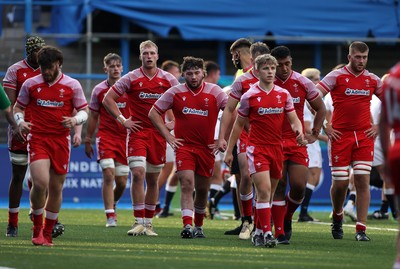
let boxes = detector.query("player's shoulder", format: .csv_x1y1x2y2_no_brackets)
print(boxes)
234,71,255,83
204,82,223,92
7,59,28,72
91,80,108,94
363,69,381,82
60,74,82,89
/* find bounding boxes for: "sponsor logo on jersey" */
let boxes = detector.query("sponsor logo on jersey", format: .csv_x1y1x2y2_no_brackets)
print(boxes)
37,99,64,107
345,88,370,96
182,107,208,116
258,107,283,115
292,97,300,103
117,102,126,108
139,92,163,99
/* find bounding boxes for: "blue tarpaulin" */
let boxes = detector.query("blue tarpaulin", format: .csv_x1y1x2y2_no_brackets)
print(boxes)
32,0,400,45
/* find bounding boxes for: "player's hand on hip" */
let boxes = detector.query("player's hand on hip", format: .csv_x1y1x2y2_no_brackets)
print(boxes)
209,141,220,155
364,124,378,138
167,136,184,151
124,117,143,132
324,124,341,141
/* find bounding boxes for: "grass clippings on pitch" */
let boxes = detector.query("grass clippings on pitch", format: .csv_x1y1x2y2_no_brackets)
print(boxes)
0,209,397,269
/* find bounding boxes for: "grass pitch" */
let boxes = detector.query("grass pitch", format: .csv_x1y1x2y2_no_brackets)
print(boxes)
0,209,397,269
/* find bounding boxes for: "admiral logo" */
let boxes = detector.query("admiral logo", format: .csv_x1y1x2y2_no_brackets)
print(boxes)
139,82,143,87
182,96,187,101
258,107,283,115
257,97,261,102
37,88,42,93
345,78,350,83
139,92,163,99
23,73,27,77
292,97,300,103
37,99,64,107
117,102,126,108
182,107,208,116
345,88,370,96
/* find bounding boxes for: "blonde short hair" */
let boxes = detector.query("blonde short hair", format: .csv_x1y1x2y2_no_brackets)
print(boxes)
254,54,278,70
301,68,321,80
139,40,158,54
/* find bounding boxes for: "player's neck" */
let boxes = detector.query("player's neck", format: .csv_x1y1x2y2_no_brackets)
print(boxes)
26,58,39,69
346,64,363,76
258,81,274,92
142,66,157,78
106,78,119,87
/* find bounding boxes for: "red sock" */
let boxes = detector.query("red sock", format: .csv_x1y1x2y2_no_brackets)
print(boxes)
106,212,116,219
194,212,205,227
356,222,366,233
332,210,344,222
241,199,253,219
145,204,156,218
256,204,271,234
8,211,18,227
272,202,285,237
44,218,57,236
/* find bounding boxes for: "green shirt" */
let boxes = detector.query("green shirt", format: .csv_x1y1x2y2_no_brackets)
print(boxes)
0,84,11,110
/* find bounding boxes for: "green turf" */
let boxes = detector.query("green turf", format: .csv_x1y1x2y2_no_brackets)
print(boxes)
0,209,397,269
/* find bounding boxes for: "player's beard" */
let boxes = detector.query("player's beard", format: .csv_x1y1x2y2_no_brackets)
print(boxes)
43,68,60,83
233,58,242,70
186,79,202,90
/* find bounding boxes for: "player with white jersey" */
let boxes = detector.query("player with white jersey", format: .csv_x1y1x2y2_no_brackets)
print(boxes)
14,46,88,246
103,40,179,237
270,46,326,243
298,68,327,222
317,41,383,241
85,53,130,227
224,54,306,248
149,56,228,239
